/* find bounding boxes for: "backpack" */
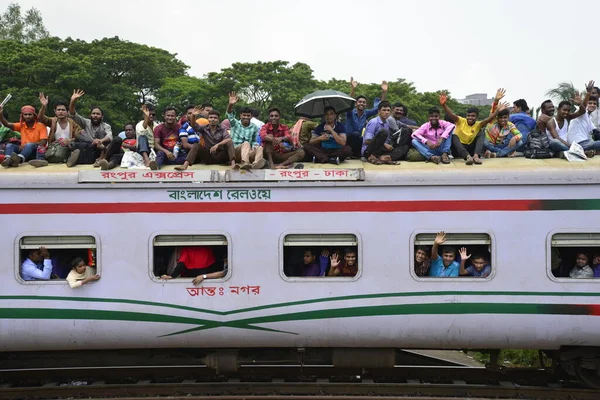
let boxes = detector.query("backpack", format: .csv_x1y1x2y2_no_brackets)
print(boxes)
524,129,553,159
45,142,71,163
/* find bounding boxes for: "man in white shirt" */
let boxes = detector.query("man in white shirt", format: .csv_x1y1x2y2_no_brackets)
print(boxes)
567,96,600,157
21,246,53,281
250,109,265,131
135,104,159,167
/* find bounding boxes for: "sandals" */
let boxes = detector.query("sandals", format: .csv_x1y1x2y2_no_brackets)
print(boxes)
367,155,383,165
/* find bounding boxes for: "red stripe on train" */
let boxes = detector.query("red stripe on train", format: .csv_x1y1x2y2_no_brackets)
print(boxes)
0,200,536,214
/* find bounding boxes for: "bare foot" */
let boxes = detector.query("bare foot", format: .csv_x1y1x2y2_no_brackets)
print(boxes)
275,164,290,169
508,151,516,158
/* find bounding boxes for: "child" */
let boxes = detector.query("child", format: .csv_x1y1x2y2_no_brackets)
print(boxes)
66,257,100,288
459,248,491,278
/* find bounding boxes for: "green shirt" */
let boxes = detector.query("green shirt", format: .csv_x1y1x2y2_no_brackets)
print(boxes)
227,111,259,147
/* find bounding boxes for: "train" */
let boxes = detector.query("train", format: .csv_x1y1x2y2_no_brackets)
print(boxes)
2,158,600,386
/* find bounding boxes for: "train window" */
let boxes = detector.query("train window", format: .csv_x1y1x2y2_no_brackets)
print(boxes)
550,233,600,279
413,232,492,279
152,234,229,283
18,235,98,283
282,234,359,278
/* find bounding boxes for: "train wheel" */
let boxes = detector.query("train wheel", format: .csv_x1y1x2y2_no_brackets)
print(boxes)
575,359,600,389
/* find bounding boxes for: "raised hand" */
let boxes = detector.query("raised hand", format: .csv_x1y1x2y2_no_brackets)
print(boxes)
141,104,150,117
192,106,203,116
494,88,506,101
39,246,50,259
350,76,358,89
381,80,388,92
459,247,471,260
434,231,446,245
228,91,239,105
586,80,595,93
497,102,509,112
330,253,340,269
572,92,583,106
71,89,85,101
39,92,49,107
439,92,448,106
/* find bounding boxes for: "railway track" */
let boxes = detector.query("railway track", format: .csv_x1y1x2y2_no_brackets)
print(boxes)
0,364,597,400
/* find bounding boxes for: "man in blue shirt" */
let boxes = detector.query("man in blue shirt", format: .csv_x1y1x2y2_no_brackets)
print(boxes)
510,99,536,147
429,231,459,277
21,246,54,281
303,106,352,164
345,77,388,157
362,101,401,164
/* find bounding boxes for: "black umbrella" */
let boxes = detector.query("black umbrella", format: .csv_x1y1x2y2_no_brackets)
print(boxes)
294,90,356,118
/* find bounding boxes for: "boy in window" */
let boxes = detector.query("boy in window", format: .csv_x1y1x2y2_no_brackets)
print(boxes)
414,246,431,277
569,253,593,279
458,248,491,278
327,248,358,277
429,232,459,277
299,248,327,277
592,253,600,278
66,257,100,288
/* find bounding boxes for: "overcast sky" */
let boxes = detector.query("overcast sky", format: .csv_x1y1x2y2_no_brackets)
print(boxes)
4,0,599,110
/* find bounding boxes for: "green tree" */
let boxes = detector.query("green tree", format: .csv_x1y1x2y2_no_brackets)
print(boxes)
0,2,49,43
205,61,317,122
546,81,578,104
0,36,189,128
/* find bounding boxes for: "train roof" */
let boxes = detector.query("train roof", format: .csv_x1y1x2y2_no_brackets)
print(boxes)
1,158,600,188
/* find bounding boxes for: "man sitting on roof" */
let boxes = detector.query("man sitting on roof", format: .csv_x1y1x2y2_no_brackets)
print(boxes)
484,109,523,157
260,107,304,169
439,93,502,165
345,77,388,157
567,95,600,157
227,92,265,170
175,110,236,170
302,106,352,164
362,101,401,164
510,99,537,142
537,99,555,134
411,107,454,164
35,93,82,168
0,104,48,168
69,89,113,166
546,81,595,157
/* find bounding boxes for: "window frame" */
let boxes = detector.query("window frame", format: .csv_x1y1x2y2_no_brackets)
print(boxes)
149,231,231,284
279,231,362,282
547,230,600,283
15,232,101,285
409,230,495,282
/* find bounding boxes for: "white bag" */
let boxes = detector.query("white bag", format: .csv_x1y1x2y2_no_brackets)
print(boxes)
564,142,587,162
120,149,156,169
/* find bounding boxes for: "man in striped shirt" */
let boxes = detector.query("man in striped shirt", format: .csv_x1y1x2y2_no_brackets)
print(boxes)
226,92,265,169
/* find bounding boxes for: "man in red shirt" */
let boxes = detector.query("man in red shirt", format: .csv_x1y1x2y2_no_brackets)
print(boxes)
260,108,305,169
0,104,48,168
152,106,186,170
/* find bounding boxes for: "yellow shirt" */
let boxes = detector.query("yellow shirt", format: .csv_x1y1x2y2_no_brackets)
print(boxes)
454,116,484,145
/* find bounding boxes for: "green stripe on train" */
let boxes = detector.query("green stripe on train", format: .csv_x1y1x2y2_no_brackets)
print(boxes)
0,302,592,338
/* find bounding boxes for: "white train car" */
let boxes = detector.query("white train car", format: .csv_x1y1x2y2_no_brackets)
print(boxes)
1,159,600,382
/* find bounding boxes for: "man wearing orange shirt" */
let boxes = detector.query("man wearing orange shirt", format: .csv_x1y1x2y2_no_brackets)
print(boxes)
0,104,48,168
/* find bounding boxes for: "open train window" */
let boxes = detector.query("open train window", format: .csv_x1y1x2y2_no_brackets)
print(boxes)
152,234,229,283
282,234,359,279
550,233,600,279
17,235,98,283
413,232,492,279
